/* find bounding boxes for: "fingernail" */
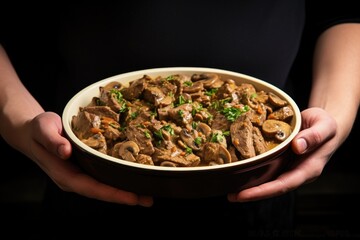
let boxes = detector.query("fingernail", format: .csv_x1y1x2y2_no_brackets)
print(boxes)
296,138,307,153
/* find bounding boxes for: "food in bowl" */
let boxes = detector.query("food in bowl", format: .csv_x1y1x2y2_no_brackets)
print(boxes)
71,72,295,167
62,67,301,198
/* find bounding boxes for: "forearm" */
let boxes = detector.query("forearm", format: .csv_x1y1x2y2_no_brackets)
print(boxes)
0,44,45,152
310,23,360,144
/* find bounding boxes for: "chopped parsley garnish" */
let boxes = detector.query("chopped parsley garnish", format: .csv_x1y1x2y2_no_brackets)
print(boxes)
119,102,128,113
130,111,139,119
162,125,174,135
109,122,119,129
154,129,164,140
166,75,175,81
110,89,123,103
144,131,151,139
194,137,202,146
205,88,218,96
222,105,250,122
210,132,225,143
211,98,232,111
185,146,193,154
184,81,193,86
191,121,198,129
250,93,257,99
191,103,203,116
178,95,186,105
176,95,191,106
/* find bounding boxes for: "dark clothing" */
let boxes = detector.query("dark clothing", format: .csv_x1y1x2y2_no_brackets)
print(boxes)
2,1,306,111
52,0,304,103
1,1,359,238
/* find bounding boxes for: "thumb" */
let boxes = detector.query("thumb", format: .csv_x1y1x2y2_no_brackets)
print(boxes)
31,112,72,159
291,107,336,155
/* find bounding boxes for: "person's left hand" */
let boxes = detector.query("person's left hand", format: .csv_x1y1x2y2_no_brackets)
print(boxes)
227,107,338,202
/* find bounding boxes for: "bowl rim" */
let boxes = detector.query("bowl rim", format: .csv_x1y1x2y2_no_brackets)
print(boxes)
62,66,301,172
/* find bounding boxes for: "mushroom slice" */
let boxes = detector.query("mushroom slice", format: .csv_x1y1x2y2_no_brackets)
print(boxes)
81,133,107,154
202,142,231,165
183,81,203,93
160,161,178,167
179,128,201,151
268,105,294,122
191,73,221,89
218,145,232,164
101,81,123,93
118,141,140,162
111,142,122,158
196,122,212,139
268,92,288,107
262,119,292,142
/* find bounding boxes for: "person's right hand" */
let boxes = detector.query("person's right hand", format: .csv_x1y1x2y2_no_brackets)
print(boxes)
26,111,153,207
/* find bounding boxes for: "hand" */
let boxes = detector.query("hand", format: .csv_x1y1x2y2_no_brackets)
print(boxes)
26,112,153,207
227,107,338,202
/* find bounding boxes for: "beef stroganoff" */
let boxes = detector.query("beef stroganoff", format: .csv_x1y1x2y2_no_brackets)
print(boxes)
71,73,294,167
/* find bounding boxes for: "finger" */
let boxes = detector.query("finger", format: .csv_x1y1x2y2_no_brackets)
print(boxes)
61,169,154,207
31,139,153,207
68,173,154,207
228,166,307,202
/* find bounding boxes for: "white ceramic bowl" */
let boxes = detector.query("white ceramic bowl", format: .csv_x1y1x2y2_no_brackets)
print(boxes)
62,67,301,198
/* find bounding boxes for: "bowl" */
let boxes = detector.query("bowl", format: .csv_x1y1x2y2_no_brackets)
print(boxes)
62,67,301,198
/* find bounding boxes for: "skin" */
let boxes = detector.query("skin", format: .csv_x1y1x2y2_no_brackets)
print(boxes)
228,23,360,202
0,23,359,207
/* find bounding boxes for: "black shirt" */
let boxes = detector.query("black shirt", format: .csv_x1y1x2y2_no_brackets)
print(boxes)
2,1,305,111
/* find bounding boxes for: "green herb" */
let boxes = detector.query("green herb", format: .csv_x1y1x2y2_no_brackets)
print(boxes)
185,146,192,154
206,113,213,122
110,89,123,104
205,88,218,96
210,132,224,143
194,137,202,146
191,103,203,116
162,125,174,135
154,130,164,140
119,102,128,113
109,123,118,129
144,131,151,139
211,98,232,111
184,81,193,86
166,75,175,81
178,95,186,105
250,93,257,99
221,105,249,122
191,121,198,129
130,111,139,120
